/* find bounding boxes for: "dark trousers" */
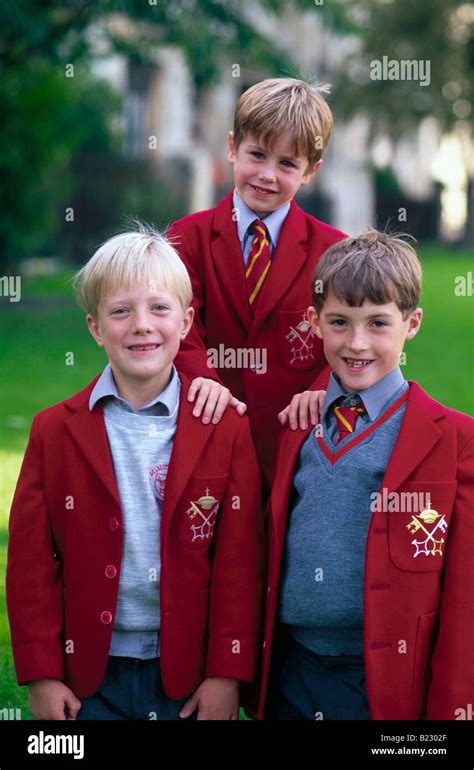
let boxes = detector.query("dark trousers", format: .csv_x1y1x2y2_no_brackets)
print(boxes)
267,634,370,721
76,656,197,721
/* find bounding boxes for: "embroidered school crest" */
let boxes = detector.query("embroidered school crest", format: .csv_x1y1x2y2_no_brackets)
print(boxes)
285,311,316,365
186,488,220,543
149,463,168,502
406,503,448,558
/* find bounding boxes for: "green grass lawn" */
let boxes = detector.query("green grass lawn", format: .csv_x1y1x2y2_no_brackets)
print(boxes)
0,245,472,719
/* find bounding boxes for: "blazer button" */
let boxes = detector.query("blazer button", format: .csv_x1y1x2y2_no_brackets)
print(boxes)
100,611,113,624
267,585,271,593
262,641,266,650
105,565,117,579
109,518,119,531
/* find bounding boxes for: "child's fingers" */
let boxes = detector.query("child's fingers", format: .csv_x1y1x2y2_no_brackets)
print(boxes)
65,693,82,720
210,389,231,424
310,393,320,425
277,406,289,425
179,695,198,719
288,399,300,430
229,396,247,416
187,377,203,403
318,390,326,413
297,395,310,430
192,382,211,418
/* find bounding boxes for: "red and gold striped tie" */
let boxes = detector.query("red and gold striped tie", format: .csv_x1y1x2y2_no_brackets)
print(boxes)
333,401,367,444
245,219,271,312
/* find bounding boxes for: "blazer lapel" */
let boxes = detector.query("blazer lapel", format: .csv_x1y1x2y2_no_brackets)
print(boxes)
380,381,446,493
66,372,216,519
211,192,253,332
252,201,309,330
160,372,218,532
65,388,121,507
271,424,313,545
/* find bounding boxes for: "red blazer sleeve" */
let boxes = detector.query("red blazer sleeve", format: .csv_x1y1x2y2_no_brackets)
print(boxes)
167,222,223,385
6,415,64,685
205,417,265,682
426,433,474,719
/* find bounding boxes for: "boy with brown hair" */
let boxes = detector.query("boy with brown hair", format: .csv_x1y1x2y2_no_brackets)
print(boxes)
259,229,474,720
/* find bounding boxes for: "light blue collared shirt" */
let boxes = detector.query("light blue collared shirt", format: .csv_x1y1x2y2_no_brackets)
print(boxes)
89,362,181,660
233,189,290,265
322,366,408,444
89,363,180,416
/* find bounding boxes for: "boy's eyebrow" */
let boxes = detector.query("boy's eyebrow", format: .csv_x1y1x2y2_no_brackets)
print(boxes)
247,143,300,162
325,311,395,319
106,294,169,306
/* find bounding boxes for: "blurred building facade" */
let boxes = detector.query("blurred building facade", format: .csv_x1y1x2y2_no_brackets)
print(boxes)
89,6,461,240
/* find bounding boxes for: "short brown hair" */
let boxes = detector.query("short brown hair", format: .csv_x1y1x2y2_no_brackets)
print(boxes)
312,229,422,318
233,77,333,167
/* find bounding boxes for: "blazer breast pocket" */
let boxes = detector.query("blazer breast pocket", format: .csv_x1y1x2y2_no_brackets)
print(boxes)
388,481,457,572
278,308,323,371
177,475,230,549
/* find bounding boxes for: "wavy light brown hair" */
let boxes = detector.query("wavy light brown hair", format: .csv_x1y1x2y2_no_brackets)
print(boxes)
312,229,422,318
233,77,333,168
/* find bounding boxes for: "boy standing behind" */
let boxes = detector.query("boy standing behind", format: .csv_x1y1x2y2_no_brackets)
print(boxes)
168,78,346,485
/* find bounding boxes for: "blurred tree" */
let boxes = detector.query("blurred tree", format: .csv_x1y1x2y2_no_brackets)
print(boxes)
0,61,119,267
330,0,473,244
0,0,299,266
0,0,297,89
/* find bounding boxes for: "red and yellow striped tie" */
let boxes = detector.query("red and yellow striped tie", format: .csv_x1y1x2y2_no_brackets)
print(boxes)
245,219,271,312
333,401,367,444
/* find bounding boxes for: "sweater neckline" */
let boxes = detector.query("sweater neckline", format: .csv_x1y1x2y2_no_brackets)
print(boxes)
316,388,409,466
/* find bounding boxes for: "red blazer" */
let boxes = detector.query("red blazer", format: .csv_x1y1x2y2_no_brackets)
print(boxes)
258,379,474,720
6,371,264,701
168,191,346,483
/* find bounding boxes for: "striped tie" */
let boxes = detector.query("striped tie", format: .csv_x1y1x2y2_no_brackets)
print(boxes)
245,219,271,312
333,400,367,444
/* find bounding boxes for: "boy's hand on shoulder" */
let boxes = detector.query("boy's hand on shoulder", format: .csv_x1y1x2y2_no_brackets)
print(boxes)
28,679,82,720
179,677,239,720
278,389,326,430
188,378,247,424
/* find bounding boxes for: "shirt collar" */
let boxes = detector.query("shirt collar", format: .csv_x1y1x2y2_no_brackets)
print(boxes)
233,189,290,249
322,366,406,423
89,362,179,414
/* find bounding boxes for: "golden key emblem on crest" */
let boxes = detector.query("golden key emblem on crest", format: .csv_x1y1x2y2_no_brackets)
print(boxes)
406,502,448,558
187,488,220,542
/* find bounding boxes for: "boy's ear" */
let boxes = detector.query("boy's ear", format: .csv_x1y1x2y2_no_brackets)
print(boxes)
405,307,423,340
301,159,322,187
86,314,104,347
180,307,195,339
227,131,236,163
307,305,323,339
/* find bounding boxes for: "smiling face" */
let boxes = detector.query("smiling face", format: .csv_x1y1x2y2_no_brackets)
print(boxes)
308,294,422,393
87,284,194,406
227,129,321,217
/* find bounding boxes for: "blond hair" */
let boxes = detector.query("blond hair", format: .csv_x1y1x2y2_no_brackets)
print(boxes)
312,229,422,318
73,224,193,318
233,77,333,167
